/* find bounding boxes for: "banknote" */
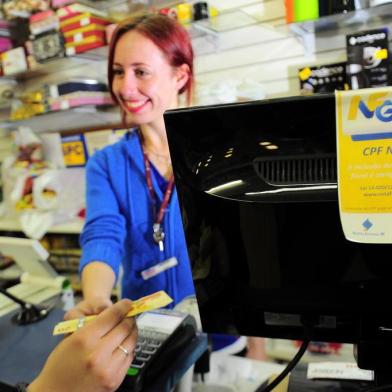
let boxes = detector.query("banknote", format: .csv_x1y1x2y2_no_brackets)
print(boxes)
53,290,173,336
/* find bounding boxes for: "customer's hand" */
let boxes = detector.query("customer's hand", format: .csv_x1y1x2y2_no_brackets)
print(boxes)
64,296,113,320
28,299,137,392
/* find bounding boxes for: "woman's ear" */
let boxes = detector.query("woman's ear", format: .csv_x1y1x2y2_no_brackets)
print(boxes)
175,63,190,92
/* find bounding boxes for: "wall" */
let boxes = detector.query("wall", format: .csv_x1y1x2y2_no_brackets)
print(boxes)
194,0,392,99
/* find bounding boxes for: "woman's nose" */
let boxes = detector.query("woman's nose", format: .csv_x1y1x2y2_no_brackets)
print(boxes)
119,72,137,98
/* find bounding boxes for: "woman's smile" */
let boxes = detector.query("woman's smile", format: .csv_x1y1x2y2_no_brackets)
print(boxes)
122,99,149,113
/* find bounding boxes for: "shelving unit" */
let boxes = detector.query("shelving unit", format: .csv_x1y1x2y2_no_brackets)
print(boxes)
4,46,109,81
0,106,121,133
0,216,84,234
290,3,392,55
292,3,392,34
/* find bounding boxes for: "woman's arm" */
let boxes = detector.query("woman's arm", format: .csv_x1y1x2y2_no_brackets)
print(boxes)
65,262,116,320
82,262,116,302
65,150,126,320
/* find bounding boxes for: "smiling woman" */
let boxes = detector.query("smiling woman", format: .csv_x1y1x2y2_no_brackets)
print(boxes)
64,14,196,323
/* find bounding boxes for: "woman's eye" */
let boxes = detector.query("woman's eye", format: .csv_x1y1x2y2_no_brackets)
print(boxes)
135,69,149,77
112,68,123,76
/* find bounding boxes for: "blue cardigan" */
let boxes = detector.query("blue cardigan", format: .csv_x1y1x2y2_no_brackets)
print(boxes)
79,130,195,307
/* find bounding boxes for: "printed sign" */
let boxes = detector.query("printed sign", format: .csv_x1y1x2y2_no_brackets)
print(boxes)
336,87,392,243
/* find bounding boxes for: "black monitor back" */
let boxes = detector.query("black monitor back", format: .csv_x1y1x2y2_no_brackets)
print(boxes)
164,94,392,344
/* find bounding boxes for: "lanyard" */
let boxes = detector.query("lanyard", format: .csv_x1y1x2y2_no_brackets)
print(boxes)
139,133,174,251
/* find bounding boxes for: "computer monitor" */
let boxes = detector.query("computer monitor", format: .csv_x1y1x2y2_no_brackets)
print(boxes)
164,94,392,372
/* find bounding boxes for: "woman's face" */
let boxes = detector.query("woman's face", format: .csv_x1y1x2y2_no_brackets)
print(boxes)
111,30,188,127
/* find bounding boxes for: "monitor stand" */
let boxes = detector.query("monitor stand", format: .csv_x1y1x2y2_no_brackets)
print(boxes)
356,341,392,387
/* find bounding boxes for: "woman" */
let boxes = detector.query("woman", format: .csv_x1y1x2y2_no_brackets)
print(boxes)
66,14,195,320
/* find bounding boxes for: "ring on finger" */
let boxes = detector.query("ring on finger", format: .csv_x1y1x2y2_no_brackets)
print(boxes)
117,344,130,356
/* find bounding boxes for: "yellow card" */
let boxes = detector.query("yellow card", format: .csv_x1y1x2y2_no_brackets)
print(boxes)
53,290,173,336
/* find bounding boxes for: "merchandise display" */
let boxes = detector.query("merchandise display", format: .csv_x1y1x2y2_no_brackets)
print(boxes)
58,11,110,55
294,0,319,22
45,79,108,97
319,0,356,16
346,28,390,89
29,10,59,35
285,0,294,23
65,39,106,55
31,30,65,63
60,134,87,167
299,62,348,93
48,91,113,111
64,28,105,44
64,33,105,49
62,23,107,41
2,0,50,19
59,13,111,33
56,2,108,20
1,46,28,75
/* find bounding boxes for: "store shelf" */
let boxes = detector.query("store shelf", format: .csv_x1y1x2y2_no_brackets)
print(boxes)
0,106,121,133
0,217,84,234
290,3,392,35
1,46,109,81
88,0,183,12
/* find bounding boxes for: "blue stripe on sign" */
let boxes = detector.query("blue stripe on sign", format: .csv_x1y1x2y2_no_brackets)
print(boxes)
351,132,392,141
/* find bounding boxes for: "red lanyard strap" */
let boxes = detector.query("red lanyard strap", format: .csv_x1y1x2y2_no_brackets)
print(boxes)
140,137,174,225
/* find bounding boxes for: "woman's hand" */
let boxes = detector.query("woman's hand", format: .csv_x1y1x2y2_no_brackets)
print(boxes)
64,296,113,320
29,299,137,392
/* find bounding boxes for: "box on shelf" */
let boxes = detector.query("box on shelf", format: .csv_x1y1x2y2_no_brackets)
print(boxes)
65,39,106,56
29,9,60,36
51,0,77,8
61,134,87,167
294,0,319,22
64,28,105,44
65,33,105,49
1,46,28,75
48,91,113,111
41,128,127,168
45,79,108,98
63,23,107,41
31,30,65,63
56,3,108,20
299,62,348,94
346,28,390,89
48,248,81,272
2,0,50,19
60,13,111,33
0,37,12,54
83,128,127,157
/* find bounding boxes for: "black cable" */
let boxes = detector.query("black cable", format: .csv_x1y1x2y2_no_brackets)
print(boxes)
255,335,311,392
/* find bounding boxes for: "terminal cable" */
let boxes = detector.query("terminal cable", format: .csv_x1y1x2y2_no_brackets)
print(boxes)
255,333,311,392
